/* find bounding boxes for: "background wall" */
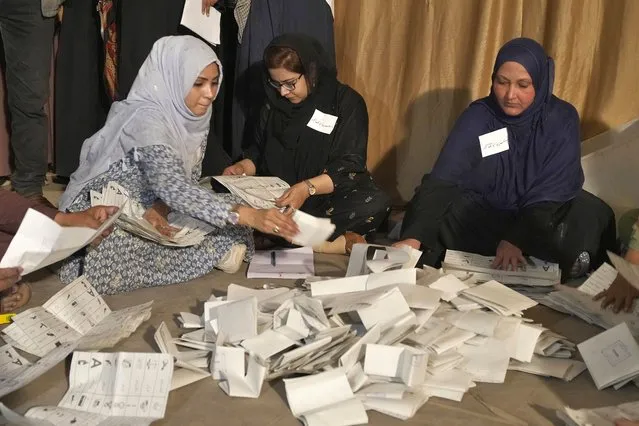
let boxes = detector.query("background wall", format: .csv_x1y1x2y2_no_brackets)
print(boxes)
334,0,639,203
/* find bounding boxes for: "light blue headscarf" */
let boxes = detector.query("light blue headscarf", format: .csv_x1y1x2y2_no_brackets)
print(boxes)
59,35,222,211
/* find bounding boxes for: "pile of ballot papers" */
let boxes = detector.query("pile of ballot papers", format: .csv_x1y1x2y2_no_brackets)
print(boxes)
91,181,215,247
148,244,585,424
443,250,561,293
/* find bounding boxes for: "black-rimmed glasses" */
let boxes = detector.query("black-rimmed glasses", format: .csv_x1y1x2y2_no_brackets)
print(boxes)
267,74,303,92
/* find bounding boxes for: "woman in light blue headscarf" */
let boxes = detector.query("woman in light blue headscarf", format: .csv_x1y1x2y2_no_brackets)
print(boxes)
58,35,297,295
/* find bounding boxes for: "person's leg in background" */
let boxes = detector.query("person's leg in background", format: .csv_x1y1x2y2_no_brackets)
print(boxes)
0,0,55,199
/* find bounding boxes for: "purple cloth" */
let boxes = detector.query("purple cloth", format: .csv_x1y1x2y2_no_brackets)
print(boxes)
431,38,584,210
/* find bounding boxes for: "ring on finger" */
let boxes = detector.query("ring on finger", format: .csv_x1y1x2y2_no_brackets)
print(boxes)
273,226,280,234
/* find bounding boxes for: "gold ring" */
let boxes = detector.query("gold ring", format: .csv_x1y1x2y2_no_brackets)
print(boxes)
273,226,280,234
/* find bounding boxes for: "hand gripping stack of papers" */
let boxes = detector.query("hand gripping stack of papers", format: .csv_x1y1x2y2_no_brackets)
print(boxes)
541,263,639,336
154,247,584,425
443,249,561,289
212,175,336,247
1,276,152,357
91,181,214,247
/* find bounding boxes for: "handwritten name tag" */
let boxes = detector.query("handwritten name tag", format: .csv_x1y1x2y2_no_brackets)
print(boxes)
307,109,338,134
478,127,509,158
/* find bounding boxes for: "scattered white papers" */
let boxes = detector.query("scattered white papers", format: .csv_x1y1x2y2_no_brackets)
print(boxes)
443,249,560,287
177,312,203,329
361,392,429,421
428,274,469,302
509,355,586,382
181,0,221,45
461,280,537,316
578,322,639,389
216,297,258,343
422,369,476,402
0,207,121,275
0,342,77,399
153,322,210,391
241,329,297,360
247,247,315,279
363,344,427,386
512,323,545,363
92,181,214,247
212,346,267,398
283,369,368,426
1,276,152,357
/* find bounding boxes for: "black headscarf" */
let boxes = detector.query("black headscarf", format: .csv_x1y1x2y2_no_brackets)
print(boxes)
261,33,339,183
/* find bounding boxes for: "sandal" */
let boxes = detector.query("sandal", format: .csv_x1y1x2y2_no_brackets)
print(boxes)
0,283,32,313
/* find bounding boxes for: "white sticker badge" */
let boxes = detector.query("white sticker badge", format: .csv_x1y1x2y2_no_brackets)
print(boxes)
307,109,338,135
478,127,509,158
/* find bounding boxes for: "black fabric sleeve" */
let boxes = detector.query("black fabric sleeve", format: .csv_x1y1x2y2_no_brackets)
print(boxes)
242,105,269,174
400,175,462,248
323,88,368,188
504,201,569,249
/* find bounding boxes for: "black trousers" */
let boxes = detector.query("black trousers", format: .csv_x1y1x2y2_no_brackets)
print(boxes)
402,178,616,281
0,0,54,195
302,175,391,241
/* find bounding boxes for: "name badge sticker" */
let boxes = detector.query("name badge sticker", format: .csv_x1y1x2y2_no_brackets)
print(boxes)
478,127,509,157
307,109,338,135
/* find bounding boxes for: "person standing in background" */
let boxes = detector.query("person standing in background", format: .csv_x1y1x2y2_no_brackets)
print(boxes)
0,0,63,206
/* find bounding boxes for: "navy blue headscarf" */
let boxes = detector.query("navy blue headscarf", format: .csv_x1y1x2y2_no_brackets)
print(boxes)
431,38,584,210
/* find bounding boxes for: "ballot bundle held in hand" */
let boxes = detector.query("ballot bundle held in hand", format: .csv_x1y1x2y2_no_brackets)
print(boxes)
91,181,214,247
155,244,583,425
443,249,561,290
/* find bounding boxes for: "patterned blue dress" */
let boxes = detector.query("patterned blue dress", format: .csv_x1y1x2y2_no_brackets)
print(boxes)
59,144,254,295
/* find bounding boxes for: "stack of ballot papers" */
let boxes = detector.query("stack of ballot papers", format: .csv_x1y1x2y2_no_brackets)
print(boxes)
443,249,561,289
212,175,336,246
1,276,152,357
151,259,586,424
213,175,290,209
91,181,215,247
0,207,122,275
557,401,639,426
578,322,639,390
0,351,174,425
541,263,639,335
247,247,315,279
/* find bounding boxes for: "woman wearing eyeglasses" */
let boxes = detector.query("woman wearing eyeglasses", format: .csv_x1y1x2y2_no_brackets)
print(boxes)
223,33,390,254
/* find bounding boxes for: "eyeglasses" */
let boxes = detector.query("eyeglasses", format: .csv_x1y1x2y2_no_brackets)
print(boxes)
267,74,303,92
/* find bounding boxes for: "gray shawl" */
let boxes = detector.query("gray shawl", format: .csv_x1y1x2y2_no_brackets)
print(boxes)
59,36,222,211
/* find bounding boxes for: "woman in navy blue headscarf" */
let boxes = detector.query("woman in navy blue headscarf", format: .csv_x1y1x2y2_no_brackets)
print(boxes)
395,38,615,280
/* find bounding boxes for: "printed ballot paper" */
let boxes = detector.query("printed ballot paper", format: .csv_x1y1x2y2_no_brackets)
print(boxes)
0,207,121,275
578,322,639,389
1,276,152,357
0,351,173,425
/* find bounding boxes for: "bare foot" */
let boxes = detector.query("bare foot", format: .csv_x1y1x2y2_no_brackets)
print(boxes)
0,284,32,313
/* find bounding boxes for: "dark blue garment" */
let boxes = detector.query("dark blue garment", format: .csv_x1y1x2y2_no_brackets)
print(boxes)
431,38,584,211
